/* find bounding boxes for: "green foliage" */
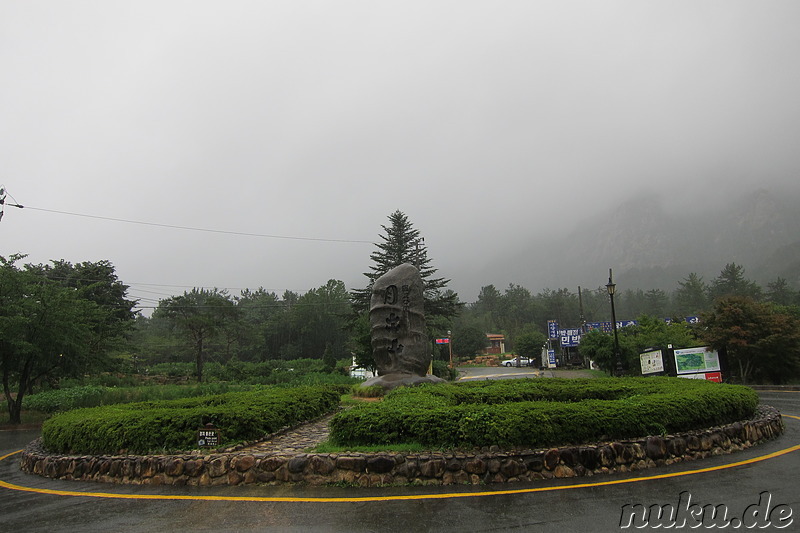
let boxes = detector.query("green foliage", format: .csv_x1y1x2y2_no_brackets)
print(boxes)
154,288,237,382
431,360,458,381
1,255,135,424
351,385,385,398
708,263,762,302
23,386,107,413
698,296,800,384
23,383,242,413
351,210,458,317
674,273,709,315
451,321,490,359
42,385,342,454
142,358,360,386
514,327,547,361
329,378,757,449
579,315,699,375
322,343,336,373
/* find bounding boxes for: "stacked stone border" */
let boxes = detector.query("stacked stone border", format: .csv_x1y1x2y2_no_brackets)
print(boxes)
20,405,783,487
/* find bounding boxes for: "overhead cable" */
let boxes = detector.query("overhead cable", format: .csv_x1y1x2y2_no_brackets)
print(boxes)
2,201,372,244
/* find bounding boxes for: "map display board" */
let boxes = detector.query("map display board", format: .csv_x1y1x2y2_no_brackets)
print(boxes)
673,347,721,375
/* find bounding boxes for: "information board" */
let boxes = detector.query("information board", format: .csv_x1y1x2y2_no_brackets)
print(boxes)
639,349,664,375
673,347,721,375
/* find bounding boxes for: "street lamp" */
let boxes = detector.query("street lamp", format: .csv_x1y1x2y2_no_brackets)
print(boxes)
447,330,453,369
606,268,623,377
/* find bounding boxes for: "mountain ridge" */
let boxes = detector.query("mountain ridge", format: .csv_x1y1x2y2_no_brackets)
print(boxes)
479,187,800,294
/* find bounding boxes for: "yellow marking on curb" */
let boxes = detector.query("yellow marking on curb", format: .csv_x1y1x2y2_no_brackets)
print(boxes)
1,415,798,503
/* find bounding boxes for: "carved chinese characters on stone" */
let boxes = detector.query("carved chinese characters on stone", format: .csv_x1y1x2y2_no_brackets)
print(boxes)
363,263,444,390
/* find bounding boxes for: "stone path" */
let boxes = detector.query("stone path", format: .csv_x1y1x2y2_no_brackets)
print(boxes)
240,412,335,454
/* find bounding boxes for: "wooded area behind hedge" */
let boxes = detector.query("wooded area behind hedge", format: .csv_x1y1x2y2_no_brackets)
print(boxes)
329,378,759,449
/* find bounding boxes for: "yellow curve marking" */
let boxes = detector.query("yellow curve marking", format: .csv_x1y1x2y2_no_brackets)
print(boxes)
1,415,798,503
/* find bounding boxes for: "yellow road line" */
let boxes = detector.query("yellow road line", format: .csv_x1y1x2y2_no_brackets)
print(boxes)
1,415,798,503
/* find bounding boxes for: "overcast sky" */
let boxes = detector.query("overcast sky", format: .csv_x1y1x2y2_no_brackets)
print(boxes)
2,1,799,311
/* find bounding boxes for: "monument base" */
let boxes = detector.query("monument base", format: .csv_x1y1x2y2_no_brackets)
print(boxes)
361,373,445,391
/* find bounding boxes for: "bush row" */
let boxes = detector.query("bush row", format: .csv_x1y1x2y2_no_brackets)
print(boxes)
24,383,243,414
42,385,344,455
146,359,359,385
329,378,759,449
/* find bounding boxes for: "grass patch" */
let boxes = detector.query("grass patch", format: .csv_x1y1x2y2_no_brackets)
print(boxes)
350,384,384,398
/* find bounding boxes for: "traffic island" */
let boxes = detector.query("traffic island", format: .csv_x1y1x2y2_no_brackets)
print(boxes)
19,405,783,487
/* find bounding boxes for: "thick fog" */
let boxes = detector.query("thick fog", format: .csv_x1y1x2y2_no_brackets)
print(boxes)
2,1,799,308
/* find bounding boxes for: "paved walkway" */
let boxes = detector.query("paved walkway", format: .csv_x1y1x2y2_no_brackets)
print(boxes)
240,412,335,454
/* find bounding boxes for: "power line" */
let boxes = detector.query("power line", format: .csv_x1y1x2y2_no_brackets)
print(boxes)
3,201,373,244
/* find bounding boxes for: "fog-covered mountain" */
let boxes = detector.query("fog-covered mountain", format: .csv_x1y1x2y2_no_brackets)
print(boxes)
478,188,800,295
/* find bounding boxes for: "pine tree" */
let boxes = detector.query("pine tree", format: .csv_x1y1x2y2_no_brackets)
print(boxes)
708,263,762,302
674,272,709,315
351,210,459,320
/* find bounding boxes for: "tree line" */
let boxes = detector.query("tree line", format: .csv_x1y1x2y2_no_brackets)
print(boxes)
3,211,800,423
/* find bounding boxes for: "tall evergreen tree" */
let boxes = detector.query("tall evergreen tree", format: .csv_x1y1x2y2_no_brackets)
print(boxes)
708,263,762,302
673,273,709,316
351,210,459,320
765,277,798,306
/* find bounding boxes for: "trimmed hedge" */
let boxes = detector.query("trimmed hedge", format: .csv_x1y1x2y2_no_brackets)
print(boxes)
329,378,759,449
41,385,343,455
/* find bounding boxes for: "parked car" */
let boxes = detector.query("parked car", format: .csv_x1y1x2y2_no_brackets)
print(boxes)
502,357,533,367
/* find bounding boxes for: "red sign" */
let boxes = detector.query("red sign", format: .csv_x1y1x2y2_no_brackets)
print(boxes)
705,372,723,383
435,338,450,344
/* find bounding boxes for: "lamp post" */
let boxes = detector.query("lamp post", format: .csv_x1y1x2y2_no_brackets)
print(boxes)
606,268,623,377
447,330,453,369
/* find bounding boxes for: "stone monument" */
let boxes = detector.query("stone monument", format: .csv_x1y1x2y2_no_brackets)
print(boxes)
361,263,445,391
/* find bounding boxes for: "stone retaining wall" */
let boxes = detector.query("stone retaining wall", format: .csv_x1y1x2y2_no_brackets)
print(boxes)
20,405,783,487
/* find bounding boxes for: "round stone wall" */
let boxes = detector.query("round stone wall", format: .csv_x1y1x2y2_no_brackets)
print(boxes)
19,405,783,487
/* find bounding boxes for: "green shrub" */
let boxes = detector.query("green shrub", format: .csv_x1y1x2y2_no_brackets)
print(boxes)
147,362,195,378
23,386,108,413
23,383,248,413
329,378,759,449
351,385,385,398
42,385,342,454
431,360,458,381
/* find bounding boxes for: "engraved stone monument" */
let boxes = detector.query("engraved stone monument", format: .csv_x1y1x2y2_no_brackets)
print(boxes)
361,263,445,391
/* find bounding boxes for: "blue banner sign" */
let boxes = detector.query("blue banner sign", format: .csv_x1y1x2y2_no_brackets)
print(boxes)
560,335,582,347
547,320,559,339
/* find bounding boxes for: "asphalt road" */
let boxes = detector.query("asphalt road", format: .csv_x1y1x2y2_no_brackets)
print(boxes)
1,386,798,533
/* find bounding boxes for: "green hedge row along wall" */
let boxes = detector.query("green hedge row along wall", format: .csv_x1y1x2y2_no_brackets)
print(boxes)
41,385,344,455
329,378,759,449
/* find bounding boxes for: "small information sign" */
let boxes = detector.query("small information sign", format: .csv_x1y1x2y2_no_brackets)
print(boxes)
197,425,220,448
639,349,664,375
